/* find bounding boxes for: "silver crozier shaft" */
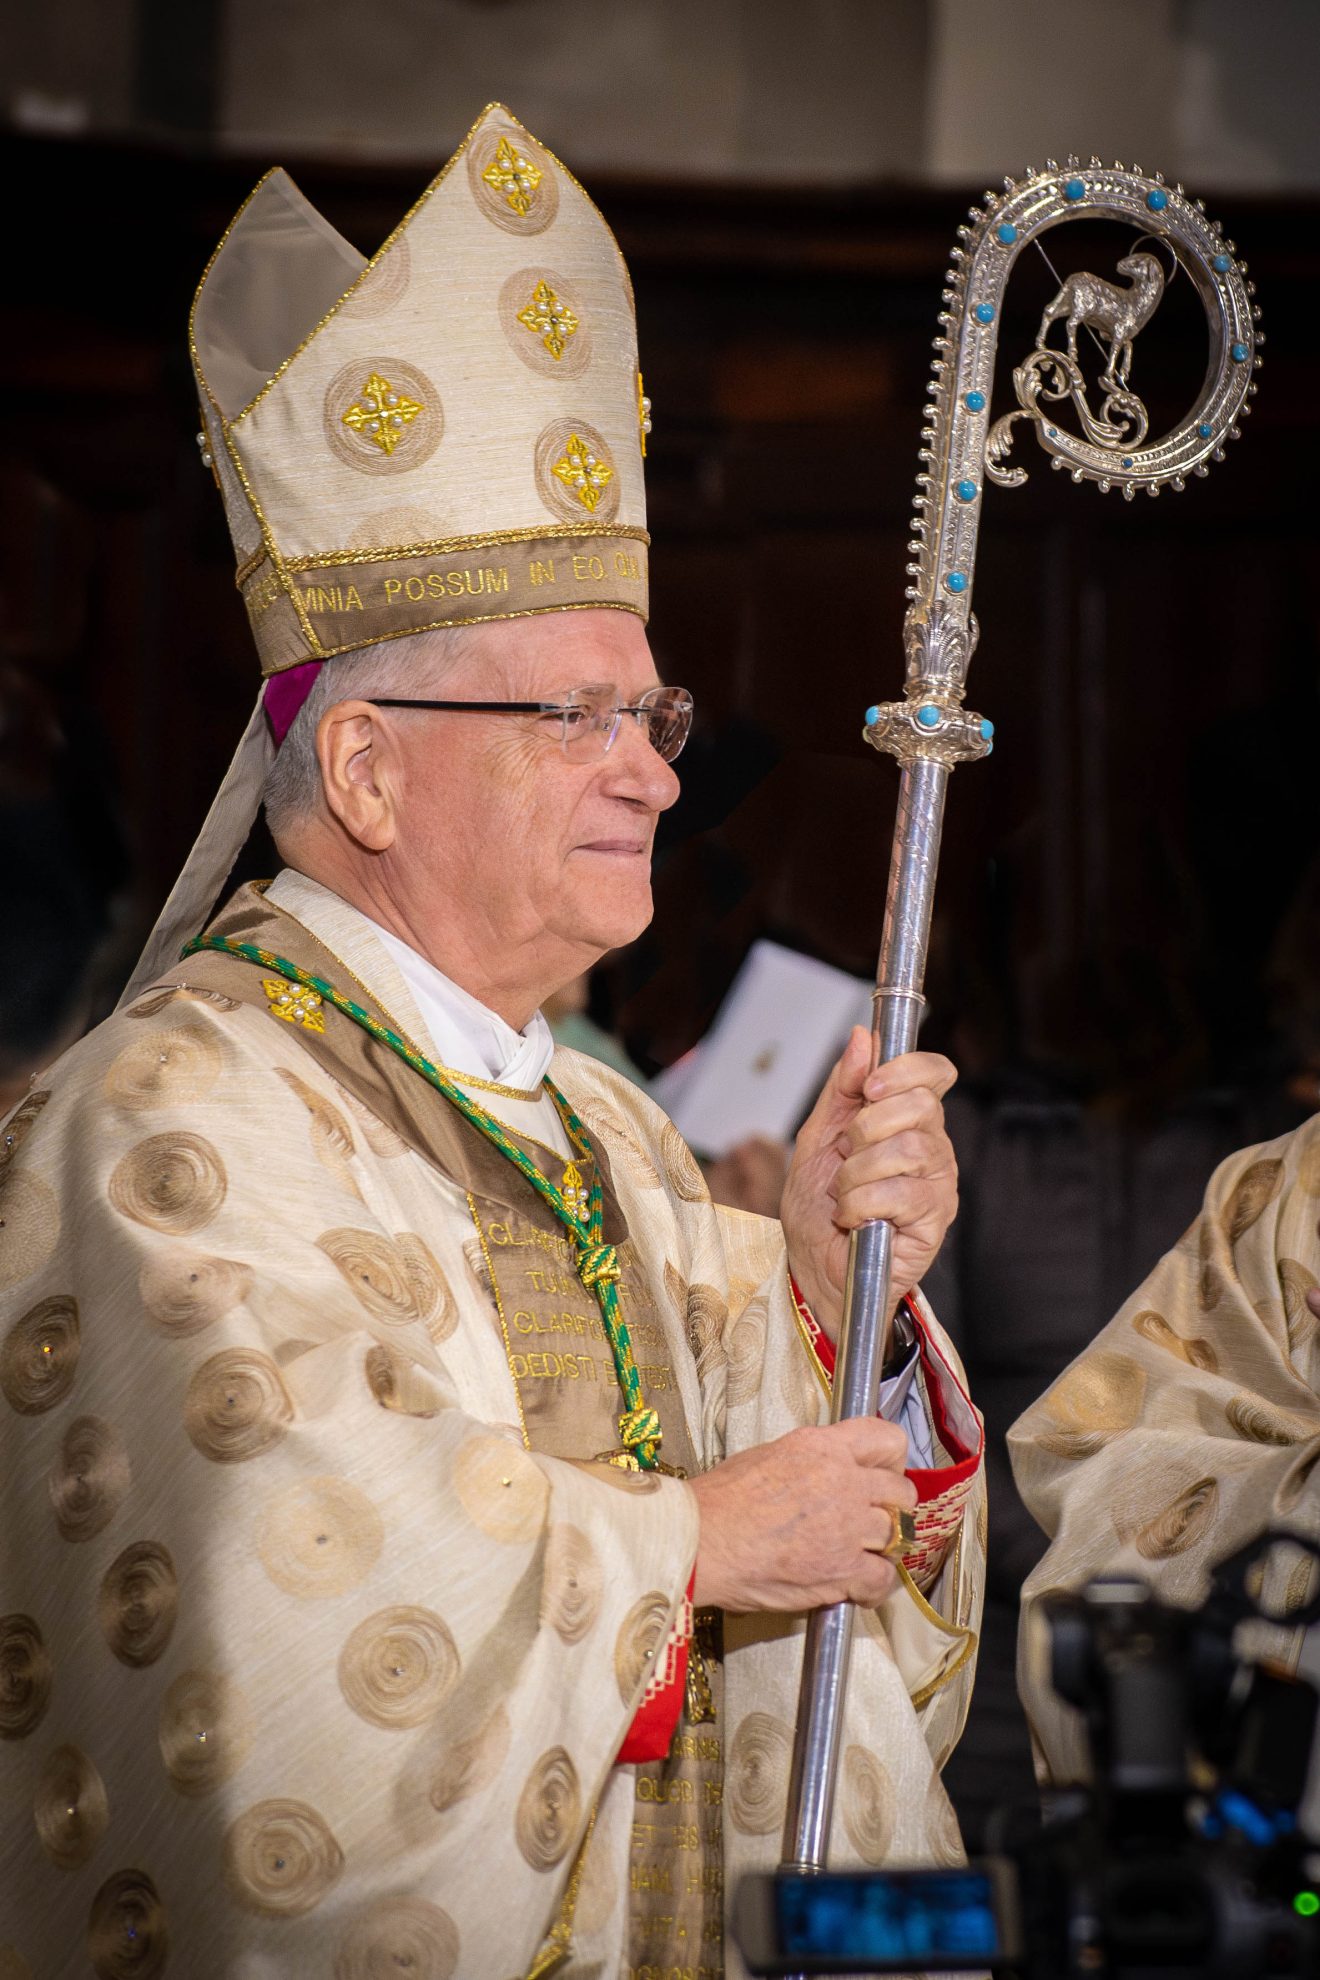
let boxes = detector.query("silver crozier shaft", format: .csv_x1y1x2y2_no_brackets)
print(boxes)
776,153,1258,1887
781,756,949,1871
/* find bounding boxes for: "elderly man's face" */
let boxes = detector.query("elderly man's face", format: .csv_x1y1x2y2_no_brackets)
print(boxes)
381,609,680,995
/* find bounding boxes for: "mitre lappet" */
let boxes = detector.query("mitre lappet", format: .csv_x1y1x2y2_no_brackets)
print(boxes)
127,100,652,999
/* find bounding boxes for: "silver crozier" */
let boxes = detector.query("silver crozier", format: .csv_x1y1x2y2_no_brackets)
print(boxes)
781,155,1261,1879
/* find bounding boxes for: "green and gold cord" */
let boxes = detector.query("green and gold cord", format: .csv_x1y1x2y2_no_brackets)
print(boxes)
181,935,663,1468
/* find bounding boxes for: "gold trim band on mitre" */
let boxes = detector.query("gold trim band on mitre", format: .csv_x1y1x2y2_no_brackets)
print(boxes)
241,531,649,673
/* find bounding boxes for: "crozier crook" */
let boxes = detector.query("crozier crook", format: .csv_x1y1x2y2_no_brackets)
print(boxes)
780,155,1261,1886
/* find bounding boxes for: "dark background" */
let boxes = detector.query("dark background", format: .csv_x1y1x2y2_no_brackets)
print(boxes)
4,133,1318,1098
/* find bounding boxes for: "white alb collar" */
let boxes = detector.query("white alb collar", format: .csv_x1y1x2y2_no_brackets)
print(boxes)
368,924,556,1090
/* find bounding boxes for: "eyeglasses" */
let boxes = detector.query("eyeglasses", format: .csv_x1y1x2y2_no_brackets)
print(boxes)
370,682,693,763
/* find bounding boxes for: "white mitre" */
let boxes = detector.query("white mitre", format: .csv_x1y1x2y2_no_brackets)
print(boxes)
125,102,651,1001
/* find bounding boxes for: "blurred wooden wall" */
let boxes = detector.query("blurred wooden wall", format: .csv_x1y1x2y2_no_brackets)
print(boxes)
3,129,1317,1086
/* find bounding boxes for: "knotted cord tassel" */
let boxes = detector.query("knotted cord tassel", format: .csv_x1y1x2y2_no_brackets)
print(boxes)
576,1243,621,1290
618,1405,663,1467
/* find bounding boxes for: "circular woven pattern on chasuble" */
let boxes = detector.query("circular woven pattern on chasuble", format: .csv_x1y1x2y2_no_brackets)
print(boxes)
514,1746,581,1872
540,1524,603,1645
35,1744,109,1867
183,1348,294,1464
726,1293,769,1411
533,418,621,526
1134,1476,1220,1561
159,1669,253,1795
466,125,559,236
727,1711,794,1837
50,1416,131,1543
364,1343,441,1418
275,1067,357,1177
323,357,443,479
103,1022,222,1110
107,1132,227,1237
613,1589,671,1706
1225,1394,1314,1446
499,267,593,381
317,1227,451,1331
661,1122,707,1203
256,1476,385,1598
0,1612,52,1737
840,1745,895,1867
2,1293,79,1415
337,1606,460,1729
87,1869,169,1979
579,1102,661,1189
334,1895,459,1980
138,1251,252,1340
1220,1157,1284,1248
0,1088,50,1178
1130,1307,1219,1373
452,1436,547,1544
0,1169,59,1292
223,1799,344,1917
98,1541,177,1667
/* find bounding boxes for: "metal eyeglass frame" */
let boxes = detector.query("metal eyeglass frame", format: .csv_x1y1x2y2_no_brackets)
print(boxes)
369,681,694,762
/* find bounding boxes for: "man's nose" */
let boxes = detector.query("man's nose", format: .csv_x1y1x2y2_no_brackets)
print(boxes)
604,711,681,810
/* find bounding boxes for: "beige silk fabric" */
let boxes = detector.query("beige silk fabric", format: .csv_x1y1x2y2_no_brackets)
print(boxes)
192,103,650,676
1010,1116,1320,1786
0,885,983,1977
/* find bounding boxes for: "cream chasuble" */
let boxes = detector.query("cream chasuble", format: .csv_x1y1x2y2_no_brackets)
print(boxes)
1010,1116,1320,1789
0,877,984,1980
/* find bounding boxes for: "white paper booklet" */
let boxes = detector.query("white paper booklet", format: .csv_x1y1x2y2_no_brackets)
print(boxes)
649,939,874,1158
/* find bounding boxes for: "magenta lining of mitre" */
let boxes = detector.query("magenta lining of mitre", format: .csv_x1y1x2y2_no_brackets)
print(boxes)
264,660,323,745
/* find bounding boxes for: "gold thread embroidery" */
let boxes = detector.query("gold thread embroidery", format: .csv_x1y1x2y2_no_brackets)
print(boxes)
261,978,325,1031
195,115,479,427
244,568,284,620
560,1162,590,1227
234,543,267,588
257,597,647,677
637,370,652,458
192,103,636,431
275,523,649,577
218,421,327,657
340,372,424,457
189,107,642,671
516,281,579,360
467,1192,531,1453
901,1539,980,1712
524,1805,598,1980
255,894,545,1101
483,135,544,217
551,435,614,514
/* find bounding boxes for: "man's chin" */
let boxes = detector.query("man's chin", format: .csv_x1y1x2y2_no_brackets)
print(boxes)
567,888,653,955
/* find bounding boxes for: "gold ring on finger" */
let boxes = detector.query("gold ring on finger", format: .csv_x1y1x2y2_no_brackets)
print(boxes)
875,1504,916,1561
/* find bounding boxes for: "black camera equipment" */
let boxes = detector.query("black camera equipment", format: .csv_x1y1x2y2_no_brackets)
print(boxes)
735,1528,1320,1977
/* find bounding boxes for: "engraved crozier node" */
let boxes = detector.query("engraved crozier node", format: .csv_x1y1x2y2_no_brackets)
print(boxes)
341,372,425,457
482,136,544,216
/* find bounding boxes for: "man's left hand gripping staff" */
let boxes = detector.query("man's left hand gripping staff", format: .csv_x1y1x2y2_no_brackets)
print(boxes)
780,1026,960,1343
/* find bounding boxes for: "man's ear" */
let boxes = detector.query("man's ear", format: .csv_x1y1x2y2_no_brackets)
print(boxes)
315,699,399,852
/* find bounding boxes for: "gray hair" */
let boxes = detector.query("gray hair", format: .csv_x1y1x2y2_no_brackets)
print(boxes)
262,624,483,837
